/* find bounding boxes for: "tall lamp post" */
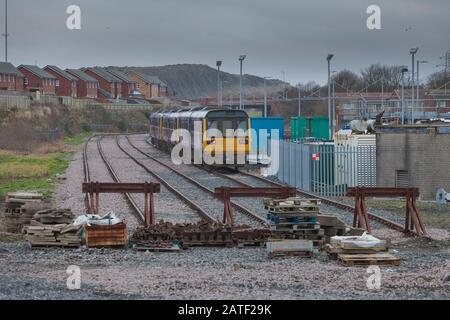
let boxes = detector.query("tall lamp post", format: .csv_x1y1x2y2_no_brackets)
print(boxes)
3,0,8,62
401,67,409,125
416,60,428,121
410,47,418,124
239,55,246,110
263,76,271,117
216,60,222,107
326,54,334,139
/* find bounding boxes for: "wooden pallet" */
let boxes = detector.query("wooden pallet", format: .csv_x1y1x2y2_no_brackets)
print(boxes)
267,214,317,224
132,245,181,252
237,240,266,248
264,197,321,206
268,250,314,259
269,223,321,232
325,244,388,260
337,253,400,266
264,206,319,214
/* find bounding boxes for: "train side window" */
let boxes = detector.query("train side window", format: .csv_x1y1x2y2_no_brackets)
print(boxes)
237,120,247,130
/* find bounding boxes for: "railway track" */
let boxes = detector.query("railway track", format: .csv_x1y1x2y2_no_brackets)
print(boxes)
82,136,146,224
140,137,422,237
112,136,218,224
211,167,422,236
123,135,268,227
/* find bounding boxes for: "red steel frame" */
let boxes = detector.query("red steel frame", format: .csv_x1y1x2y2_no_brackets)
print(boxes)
214,187,297,225
347,187,427,236
82,182,160,226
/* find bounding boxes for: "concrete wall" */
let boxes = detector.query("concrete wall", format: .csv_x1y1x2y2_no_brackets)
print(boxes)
376,126,450,200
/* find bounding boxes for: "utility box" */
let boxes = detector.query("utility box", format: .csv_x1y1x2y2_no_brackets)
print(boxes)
249,117,284,163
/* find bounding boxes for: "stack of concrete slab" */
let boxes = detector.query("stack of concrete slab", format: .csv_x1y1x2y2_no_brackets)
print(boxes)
1,192,50,233
25,223,82,248
24,208,81,248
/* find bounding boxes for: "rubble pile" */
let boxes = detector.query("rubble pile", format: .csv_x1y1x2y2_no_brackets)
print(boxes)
24,209,81,248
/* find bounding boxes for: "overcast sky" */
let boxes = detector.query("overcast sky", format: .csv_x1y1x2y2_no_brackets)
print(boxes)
5,0,450,85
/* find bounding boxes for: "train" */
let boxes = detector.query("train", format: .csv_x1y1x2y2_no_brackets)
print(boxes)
149,107,251,167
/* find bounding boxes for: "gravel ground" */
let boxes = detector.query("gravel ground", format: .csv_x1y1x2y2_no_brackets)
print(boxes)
0,237,448,300
129,135,268,226
116,135,257,226
99,136,199,225
3,134,447,300
54,137,139,232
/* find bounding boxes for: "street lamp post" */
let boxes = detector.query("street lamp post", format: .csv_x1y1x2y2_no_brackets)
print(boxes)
410,47,418,124
4,0,8,62
216,60,222,107
239,55,246,110
326,54,334,139
263,76,271,117
401,67,408,125
416,60,428,121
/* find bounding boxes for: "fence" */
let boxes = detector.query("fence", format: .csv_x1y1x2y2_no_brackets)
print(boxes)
0,93,160,111
275,140,376,197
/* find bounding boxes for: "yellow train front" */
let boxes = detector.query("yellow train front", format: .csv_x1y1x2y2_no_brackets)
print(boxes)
149,107,251,167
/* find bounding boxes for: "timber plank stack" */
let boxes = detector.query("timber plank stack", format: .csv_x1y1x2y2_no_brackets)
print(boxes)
24,208,81,248
264,197,325,249
1,192,50,233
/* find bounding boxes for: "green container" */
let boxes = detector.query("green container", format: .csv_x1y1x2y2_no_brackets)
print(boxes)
290,117,310,141
290,116,329,141
311,116,329,140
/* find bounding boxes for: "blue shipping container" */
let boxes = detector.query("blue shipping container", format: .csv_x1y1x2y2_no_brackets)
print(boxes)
250,117,285,156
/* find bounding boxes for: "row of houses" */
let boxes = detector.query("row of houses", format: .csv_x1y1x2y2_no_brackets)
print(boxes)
0,62,169,101
335,90,450,124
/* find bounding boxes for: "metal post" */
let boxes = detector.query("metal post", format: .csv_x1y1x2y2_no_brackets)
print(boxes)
416,60,428,118
239,55,246,110
216,61,222,107
326,54,334,139
4,0,7,62
332,79,335,133
297,85,301,117
401,68,408,125
410,47,418,124
411,54,414,123
263,77,267,117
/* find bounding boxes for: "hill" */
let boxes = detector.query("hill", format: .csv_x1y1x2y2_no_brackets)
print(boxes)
111,64,287,99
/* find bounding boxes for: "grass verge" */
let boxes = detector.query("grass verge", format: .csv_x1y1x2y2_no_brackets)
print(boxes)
0,151,70,200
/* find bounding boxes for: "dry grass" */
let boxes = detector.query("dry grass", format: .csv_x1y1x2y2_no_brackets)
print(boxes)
0,163,49,179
